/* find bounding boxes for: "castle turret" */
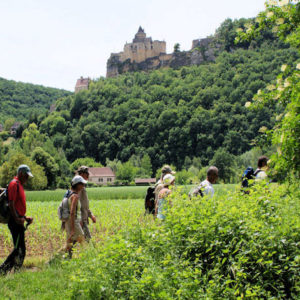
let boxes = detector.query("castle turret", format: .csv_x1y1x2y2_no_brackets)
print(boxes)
133,26,147,43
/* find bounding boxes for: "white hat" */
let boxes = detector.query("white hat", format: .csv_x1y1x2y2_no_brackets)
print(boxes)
71,175,87,186
163,174,175,185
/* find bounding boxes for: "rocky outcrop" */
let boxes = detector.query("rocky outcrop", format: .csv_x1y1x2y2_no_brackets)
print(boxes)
106,37,219,77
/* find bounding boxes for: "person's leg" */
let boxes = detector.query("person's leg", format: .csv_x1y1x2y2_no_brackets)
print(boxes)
82,222,91,242
0,219,25,274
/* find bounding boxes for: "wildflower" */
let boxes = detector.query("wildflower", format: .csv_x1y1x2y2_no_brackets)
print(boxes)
296,63,300,70
245,102,251,108
284,79,291,87
276,18,285,25
267,11,274,18
259,126,268,133
257,89,262,95
281,64,287,72
279,0,289,6
267,84,276,91
269,0,278,5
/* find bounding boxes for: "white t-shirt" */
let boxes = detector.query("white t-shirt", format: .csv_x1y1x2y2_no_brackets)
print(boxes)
190,179,214,198
255,169,268,180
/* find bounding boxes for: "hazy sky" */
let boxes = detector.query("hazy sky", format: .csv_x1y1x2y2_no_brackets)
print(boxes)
0,0,266,91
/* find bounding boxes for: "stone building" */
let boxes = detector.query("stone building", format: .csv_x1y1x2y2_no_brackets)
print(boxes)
75,77,90,93
107,27,171,77
88,167,116,185
106,27,218,78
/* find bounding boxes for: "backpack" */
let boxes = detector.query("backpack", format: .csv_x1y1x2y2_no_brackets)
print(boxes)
0,180,19,224
57,190,73,221
241,167,261,188
145,187,155,215
188,186,204,199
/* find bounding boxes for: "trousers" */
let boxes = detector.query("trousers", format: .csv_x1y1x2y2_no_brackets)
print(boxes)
0,218,26,274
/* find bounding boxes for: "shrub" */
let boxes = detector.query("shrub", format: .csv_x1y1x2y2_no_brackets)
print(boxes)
68,181,300,298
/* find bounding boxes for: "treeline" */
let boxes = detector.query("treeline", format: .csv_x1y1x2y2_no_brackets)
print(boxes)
0,17,298,188
0,77,71,123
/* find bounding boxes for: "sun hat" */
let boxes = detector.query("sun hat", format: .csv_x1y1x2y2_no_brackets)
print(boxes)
17,164,33,177
161,165,176,175
163,174,175,185
71,175,87,186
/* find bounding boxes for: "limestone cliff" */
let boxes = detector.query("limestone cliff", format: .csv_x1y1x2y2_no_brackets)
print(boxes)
106,28,220,77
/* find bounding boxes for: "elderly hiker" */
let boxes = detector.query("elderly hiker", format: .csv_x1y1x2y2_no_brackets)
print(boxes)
65,175,87,257
189,166,218,198
155,174,175,220
0,165,33,275
77,166,96,242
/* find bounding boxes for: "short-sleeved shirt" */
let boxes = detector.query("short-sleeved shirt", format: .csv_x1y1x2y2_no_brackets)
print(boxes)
8,177,26,216
255,169,267,180
194,179,214,198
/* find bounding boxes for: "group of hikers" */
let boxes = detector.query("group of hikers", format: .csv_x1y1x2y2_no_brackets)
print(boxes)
0,156,268,275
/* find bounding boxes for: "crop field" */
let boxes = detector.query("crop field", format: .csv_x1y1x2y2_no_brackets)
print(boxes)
0,184,235,259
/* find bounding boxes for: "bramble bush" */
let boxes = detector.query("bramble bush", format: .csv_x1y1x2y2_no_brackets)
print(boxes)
68,182,300,299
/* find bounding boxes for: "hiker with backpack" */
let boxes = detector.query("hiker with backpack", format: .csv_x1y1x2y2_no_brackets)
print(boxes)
63,175,87,257
189,166,219,198
241,156,269,192
77,166,96,242
0,165,33,275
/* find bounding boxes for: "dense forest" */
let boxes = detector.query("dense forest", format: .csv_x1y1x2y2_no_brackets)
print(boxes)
0,16,298,188
0,77,71,123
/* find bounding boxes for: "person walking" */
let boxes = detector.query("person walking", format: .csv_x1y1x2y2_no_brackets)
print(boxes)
189,166,218,198
155,174,175,220
77,166,96,242
0,165,33,275
255,156,268,180
65,175,87,257
154,165,176,208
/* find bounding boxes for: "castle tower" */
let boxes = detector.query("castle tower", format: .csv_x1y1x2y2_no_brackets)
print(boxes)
133,26,147,43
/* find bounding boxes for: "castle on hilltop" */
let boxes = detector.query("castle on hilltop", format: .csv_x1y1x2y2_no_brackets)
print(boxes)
106,27,218,77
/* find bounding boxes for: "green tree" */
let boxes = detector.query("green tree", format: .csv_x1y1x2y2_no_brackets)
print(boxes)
140,154,152,177
116,161,137,185
70,157,102,174
31,147,59,188
237,1,300,180
19,123,46,155
0,152,47,190
4,118,15,131
174,43,180,53
209,148,237,183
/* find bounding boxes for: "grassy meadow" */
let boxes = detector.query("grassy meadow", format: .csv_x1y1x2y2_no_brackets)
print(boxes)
0,183,298,299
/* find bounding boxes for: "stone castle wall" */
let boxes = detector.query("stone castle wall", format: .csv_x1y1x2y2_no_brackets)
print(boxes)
106,28,218,77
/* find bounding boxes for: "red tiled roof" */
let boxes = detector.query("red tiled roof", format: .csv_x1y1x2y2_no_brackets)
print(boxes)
89,167,115,177
135,178,156,184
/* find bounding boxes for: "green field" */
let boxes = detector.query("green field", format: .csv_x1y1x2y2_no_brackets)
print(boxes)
0,183,299,299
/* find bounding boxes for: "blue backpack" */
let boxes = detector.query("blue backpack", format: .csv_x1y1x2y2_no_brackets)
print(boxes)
241,167,261,188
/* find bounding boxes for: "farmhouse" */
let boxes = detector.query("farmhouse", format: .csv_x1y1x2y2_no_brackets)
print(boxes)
135,178,156,186
88,167,116,185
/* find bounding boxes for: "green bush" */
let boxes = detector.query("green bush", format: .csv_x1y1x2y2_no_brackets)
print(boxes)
68,181,300,299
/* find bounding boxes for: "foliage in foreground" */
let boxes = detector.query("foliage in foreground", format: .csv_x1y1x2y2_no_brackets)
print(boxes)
68,182,300,299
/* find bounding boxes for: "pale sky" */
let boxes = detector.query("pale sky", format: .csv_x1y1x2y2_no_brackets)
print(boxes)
0,0,266,91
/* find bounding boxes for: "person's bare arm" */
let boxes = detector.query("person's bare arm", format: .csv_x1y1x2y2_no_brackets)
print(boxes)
69,194,78,240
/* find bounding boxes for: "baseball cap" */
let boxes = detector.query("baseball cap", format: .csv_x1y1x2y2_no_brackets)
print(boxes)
17,164,33,177
163,174,175,185
161,165,176,175
77,166,89,174
71,175,87,186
